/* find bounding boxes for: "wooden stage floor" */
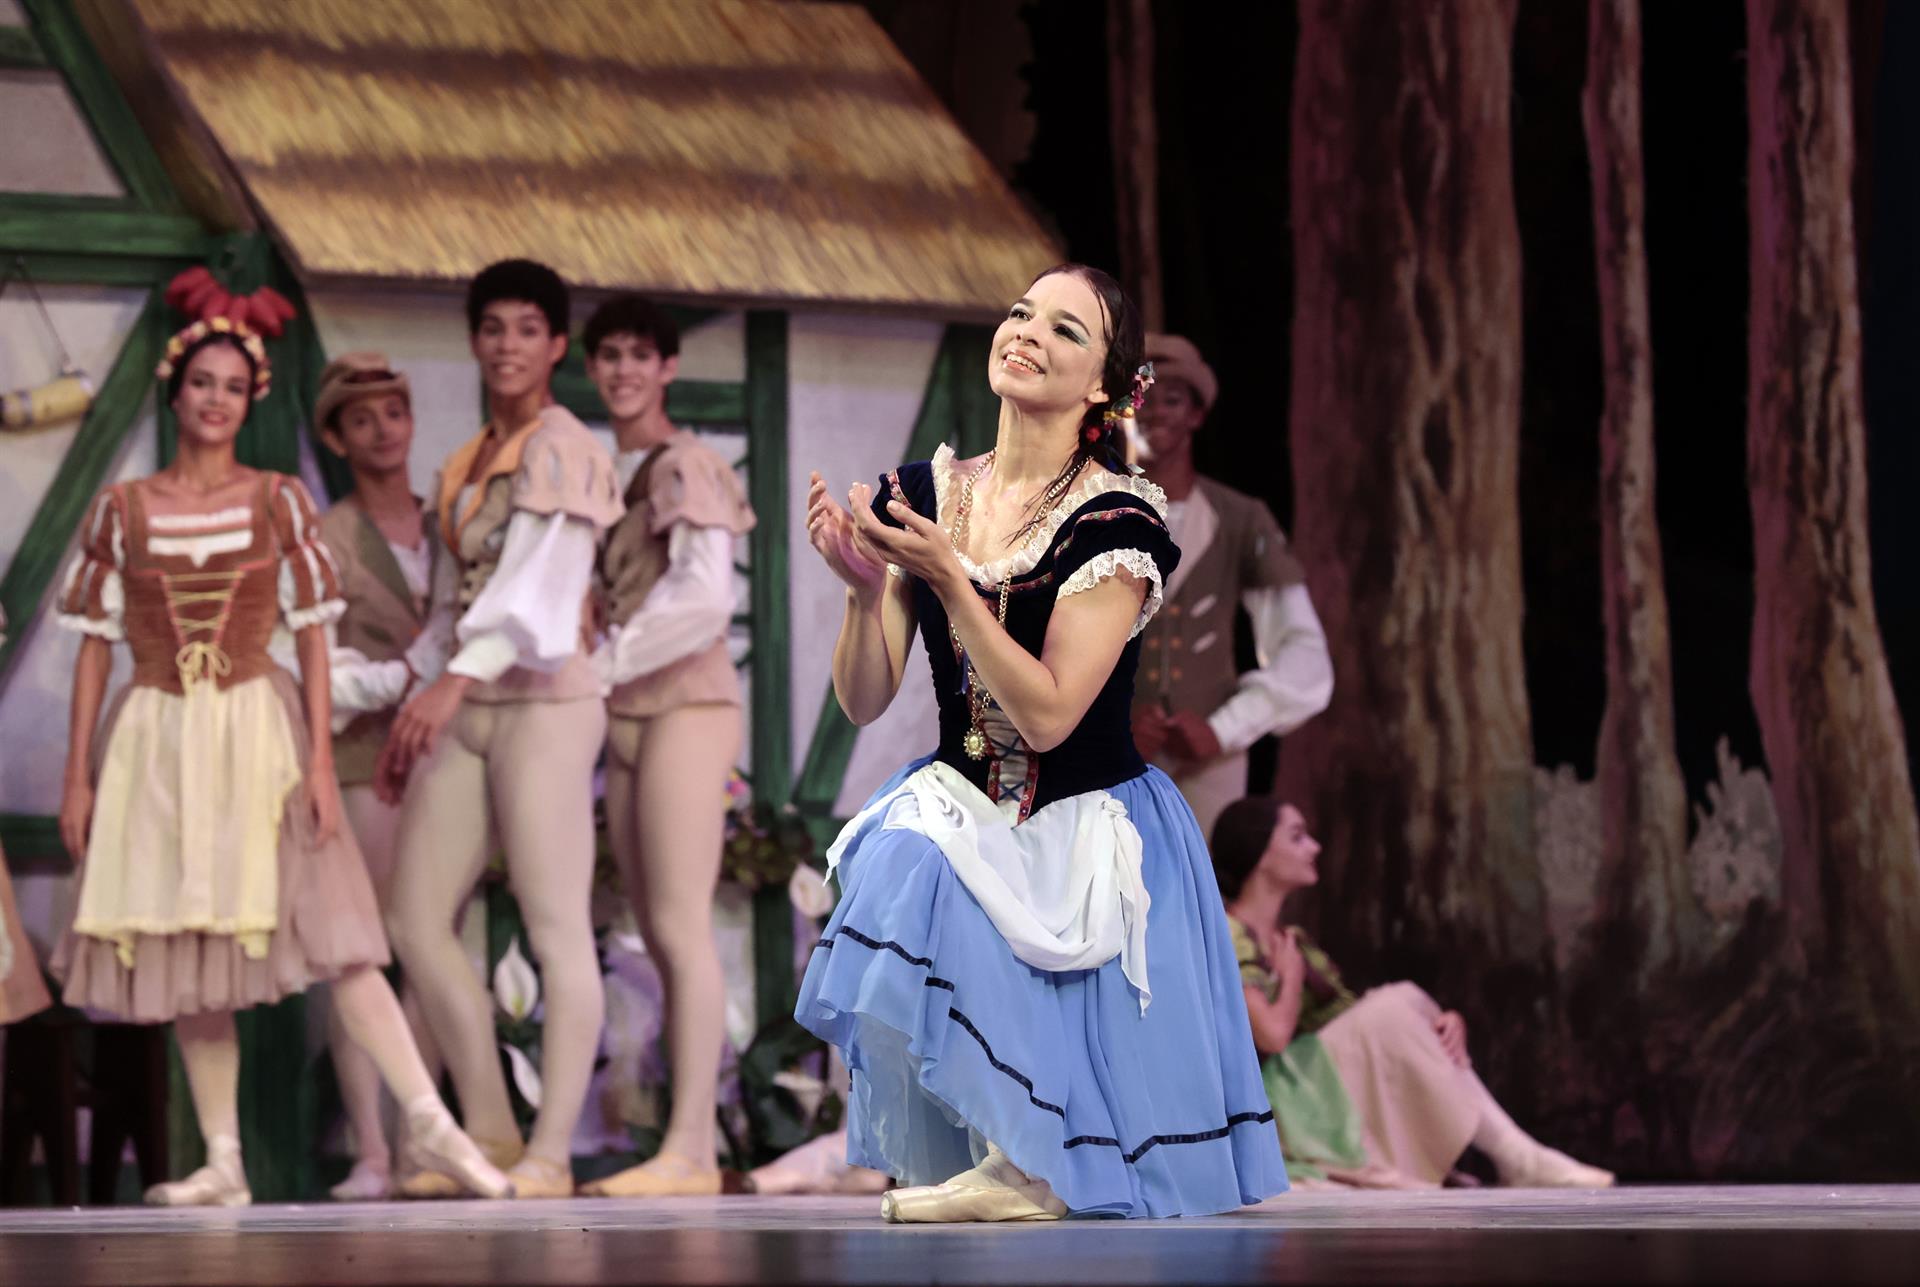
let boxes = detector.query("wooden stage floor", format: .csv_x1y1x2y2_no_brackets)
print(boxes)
2,1186,1917,1285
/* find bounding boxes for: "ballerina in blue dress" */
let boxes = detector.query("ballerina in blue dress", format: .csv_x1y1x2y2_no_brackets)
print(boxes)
796,264,1286,1222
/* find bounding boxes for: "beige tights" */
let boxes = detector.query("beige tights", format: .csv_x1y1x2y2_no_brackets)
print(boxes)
605,705,742,1167
174,1010,242,1143
175,967,440,1162
388,697,608,1166
326,785,441,1172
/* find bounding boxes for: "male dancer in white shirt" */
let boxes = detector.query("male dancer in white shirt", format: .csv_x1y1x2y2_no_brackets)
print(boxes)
1132,334,1334,838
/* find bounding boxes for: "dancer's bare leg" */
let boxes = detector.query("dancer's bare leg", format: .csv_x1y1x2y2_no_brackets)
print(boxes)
148,1010,249,1206
329,785,442,1199
488,697,608,1197
582,706,737,1197
331,964,513,1198
387,708,522,1159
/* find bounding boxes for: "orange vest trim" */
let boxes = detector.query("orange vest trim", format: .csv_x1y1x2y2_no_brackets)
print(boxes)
436,416,544,552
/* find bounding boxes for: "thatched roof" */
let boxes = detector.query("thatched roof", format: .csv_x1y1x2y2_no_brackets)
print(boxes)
116,0,1060,317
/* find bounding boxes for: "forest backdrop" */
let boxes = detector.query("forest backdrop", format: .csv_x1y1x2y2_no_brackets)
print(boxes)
860,0,1920,1181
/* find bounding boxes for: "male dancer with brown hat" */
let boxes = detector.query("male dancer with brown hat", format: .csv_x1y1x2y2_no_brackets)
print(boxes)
1133,334,1334,838
307,352,440,1199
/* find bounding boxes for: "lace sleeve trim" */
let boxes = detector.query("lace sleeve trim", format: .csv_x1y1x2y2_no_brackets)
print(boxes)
1058,547,1165,639
55,611,126,643
284,598,347,632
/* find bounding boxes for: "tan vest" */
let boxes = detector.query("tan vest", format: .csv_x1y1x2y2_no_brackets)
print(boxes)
1134,476,1304,718
435,405,624,705
601,430,756,719
318,500,428,786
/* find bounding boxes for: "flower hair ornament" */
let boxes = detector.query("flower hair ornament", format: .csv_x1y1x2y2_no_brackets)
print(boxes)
153,266,297,402
1089,361,1156,470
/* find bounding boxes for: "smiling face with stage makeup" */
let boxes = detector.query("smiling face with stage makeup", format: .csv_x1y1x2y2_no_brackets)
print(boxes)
169,340,254,453
987,268,1115,424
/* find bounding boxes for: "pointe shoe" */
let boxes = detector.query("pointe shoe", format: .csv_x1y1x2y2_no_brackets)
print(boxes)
880,1181,1065,1223
879,1146,1065,1224
505,1154,576,1200
147,1137,250,1208
396,1133,521,1200
581,1152,722,1198
329,1159,394,1202
402,1105,516,1200
1504,1145,1615,1189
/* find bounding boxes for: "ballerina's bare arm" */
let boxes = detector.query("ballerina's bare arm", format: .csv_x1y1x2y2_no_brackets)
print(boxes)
59,636,112,863
295,623,342,843
809,473,917,725
855,495,1146,754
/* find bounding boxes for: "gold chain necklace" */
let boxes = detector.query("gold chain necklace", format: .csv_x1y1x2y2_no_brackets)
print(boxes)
947,450,1085,760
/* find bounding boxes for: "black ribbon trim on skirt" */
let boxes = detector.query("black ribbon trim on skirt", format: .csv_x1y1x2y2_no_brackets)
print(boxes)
814,930,1276,1165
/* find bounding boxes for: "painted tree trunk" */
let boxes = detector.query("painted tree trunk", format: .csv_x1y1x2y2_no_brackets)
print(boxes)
1582,0,1694,972
1279,0,1541,1000
1745,0,1920,1025
1106,0,1162,331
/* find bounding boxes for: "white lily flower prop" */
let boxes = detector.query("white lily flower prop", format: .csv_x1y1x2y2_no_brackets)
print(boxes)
502,1042,544,1111
493,935,541,1022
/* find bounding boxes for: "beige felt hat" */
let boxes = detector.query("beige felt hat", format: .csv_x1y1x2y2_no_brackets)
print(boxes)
314,351,410,430
1144,333,1218,412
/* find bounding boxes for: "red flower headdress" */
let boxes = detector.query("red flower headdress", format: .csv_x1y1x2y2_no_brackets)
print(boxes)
154,267,297,402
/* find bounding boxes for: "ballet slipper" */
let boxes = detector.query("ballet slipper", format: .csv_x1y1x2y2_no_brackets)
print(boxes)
146,1135,251,1208
395,1133,521,1199
580,1151,721,1198
746,1129,889,1196
329,1159,394,1202
878,1145,1065,1224
1502,1145,1615,1189
504,1154,576,1200
830,1165,893,1195
402,1102,516,1200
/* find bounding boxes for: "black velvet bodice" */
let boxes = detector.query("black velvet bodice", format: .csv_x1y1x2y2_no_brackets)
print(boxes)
875,460,1180,817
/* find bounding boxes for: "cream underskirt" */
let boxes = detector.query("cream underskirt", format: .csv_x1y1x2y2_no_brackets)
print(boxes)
75,674,300,966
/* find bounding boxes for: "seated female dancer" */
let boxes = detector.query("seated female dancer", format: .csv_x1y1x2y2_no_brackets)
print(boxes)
53,300,510,1206
795,264,1286,1222
1213,796,1614,1189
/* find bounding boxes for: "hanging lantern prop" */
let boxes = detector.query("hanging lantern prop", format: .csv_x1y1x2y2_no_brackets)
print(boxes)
1,257,95,432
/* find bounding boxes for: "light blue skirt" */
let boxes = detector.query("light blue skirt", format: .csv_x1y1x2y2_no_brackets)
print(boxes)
795,758,1287,1218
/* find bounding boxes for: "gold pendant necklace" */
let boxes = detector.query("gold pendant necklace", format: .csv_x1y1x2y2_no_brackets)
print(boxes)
946,450,1084,761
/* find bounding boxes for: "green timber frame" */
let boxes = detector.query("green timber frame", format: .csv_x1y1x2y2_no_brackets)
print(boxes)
0,0,329,1203
2,0,1001,1198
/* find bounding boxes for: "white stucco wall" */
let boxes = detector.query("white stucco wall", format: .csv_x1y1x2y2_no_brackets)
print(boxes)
782,313,947,814
0,284,147,556
0,67,122,197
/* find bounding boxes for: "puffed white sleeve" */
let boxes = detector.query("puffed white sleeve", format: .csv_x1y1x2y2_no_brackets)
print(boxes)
446,509,596,684
604,523,737,686
1204,583,1334,754
267,624,415,733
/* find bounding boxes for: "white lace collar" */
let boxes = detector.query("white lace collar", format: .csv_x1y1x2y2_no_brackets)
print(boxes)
930,442,1170,586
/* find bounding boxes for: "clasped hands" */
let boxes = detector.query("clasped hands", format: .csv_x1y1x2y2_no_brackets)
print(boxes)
804,471,966,597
